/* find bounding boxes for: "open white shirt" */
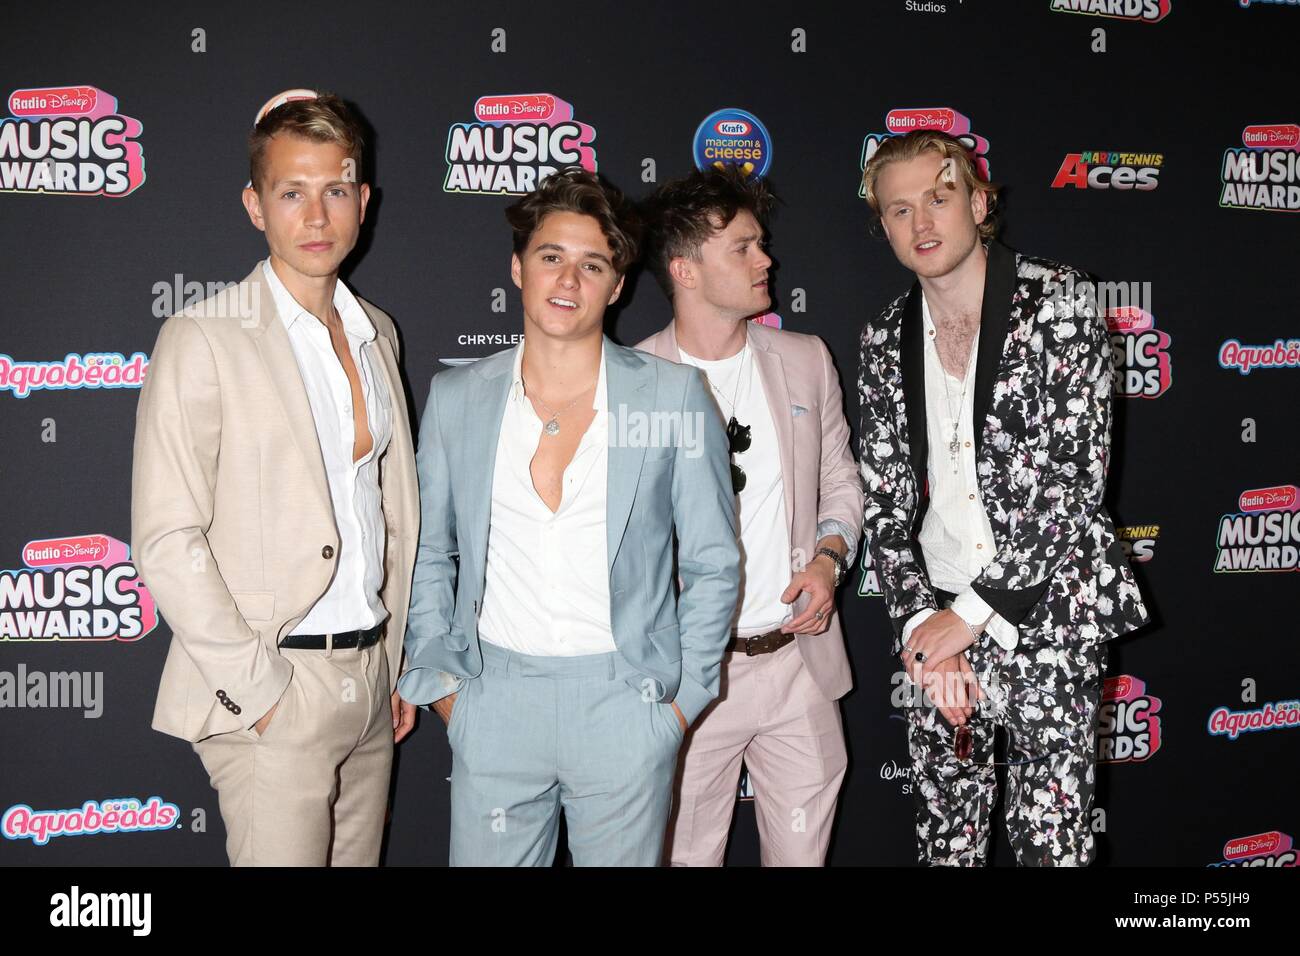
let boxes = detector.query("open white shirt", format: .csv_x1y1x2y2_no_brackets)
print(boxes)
262,259,392,635
902,292,1018,652
477,342,616,656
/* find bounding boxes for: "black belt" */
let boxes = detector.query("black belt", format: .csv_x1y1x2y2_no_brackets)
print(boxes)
279,625,382,650
726,628,795,656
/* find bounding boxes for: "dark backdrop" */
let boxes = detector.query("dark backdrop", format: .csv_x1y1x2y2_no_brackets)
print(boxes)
2,0,1297,867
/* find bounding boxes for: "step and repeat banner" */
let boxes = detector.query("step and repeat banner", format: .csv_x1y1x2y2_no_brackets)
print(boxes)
1,1,1296,866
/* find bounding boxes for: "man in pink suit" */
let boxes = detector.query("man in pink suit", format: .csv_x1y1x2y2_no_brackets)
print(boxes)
637,165,863,866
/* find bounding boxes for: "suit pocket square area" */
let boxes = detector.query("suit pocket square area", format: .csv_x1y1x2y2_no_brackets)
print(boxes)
791,404,808,417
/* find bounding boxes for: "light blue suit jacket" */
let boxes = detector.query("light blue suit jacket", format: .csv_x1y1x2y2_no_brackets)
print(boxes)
396,337,740,726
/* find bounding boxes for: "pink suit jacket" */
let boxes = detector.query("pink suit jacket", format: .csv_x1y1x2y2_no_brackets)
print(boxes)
636,320,863,701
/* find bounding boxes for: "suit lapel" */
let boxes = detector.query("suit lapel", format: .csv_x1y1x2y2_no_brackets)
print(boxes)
899,281,928,493
972,240,1018,459
605,339,652,572
248,268,334,520
748,325,797,540
464,350,513,590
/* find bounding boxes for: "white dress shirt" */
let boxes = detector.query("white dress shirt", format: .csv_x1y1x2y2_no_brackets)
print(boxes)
262,259,392,635
477,341,616,656
678,343,792,634
902,292,1018,651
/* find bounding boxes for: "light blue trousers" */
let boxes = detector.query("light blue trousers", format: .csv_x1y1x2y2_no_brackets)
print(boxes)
448,639,684,866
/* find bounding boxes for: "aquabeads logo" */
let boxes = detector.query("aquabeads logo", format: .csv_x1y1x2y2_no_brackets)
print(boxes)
1215,485,1299,573
444,93,596,195
1,86,145,196
3,796,179,845
1220,123,1300,212
0,535,157,641
859,107,990,198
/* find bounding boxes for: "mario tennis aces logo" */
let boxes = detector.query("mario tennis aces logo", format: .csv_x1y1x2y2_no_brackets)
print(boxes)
444,94,596,195
1215,485,1300,572
1052,151,1162,191
1,86,145,196
1050,0,1171,22
859,108,990,198
1221,124,1300,212
1097,675,1163,763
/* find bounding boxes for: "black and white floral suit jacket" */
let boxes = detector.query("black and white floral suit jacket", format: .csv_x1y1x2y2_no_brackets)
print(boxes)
858,241,1148,654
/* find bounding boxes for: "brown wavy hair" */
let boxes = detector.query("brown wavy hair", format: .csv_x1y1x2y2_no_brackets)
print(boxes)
641,165,775,302
504,168,641,275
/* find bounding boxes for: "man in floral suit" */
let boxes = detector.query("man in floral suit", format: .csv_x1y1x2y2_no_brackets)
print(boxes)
857,130,1148,866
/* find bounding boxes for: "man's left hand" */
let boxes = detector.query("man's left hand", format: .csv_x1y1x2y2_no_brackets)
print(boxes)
901,609,979,689
780,556,837,635
391,691,416,744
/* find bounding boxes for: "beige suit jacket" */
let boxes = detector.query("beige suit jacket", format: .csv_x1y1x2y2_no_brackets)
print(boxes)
636,320,863,701
132,263,419,742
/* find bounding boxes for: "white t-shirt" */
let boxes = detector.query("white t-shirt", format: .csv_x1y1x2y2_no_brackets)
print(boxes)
678,344,792,634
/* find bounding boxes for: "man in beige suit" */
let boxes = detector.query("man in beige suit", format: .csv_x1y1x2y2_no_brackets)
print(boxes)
131,93,418,866
637,166,863,866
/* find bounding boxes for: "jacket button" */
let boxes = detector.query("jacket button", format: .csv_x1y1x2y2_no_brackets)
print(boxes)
322,545,335,559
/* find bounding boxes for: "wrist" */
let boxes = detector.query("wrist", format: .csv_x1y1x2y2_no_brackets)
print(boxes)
813,547,847,587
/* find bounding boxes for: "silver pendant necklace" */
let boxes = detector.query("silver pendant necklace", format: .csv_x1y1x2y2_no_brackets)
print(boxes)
523,374,594,436
939,333,978,475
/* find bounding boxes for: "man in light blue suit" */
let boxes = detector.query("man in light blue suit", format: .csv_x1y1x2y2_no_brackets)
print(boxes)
397,169,740,866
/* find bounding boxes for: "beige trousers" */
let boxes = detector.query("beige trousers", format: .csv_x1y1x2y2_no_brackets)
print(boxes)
193,642,391,866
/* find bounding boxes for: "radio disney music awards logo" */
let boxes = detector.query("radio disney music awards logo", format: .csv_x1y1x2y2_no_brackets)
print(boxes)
693,108,772,179
1220,123,1300,212
1097,675,1163,763
1211,831,1296,868
444,93,596,196
0,534,157,641
1208,698,1300,741
0,351,148,399
1215,484,1299,572
2,796,179,846
1051,150,1163,191
1115,524,1160,563
1,85,145,196
1106,307,1171,397
1050,0,1171,22
858,107,990,198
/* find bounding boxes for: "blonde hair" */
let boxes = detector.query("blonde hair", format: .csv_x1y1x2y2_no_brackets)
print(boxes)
247,92,365,192
861,129,999,239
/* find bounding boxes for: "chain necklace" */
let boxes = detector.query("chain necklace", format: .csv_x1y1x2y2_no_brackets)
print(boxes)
939,331,979,475
705,345,748,435
522,374,595,436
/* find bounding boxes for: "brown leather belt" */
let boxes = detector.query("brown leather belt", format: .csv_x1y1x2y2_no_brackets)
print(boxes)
726,628,794,656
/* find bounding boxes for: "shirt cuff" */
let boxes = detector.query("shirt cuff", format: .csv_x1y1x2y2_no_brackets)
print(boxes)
900,607,937,649
950,589,1019,651
815,518,859,571
395,667,464,709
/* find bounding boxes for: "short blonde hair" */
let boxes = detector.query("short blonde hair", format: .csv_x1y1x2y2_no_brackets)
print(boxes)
248,92,365,192
861,129,999,239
